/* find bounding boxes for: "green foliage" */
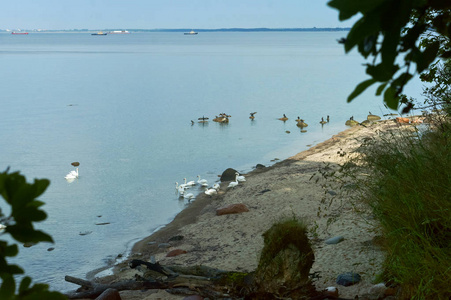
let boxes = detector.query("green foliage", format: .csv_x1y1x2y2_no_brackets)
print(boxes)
328,0,451,110
0,169,66,300
354,121,451,299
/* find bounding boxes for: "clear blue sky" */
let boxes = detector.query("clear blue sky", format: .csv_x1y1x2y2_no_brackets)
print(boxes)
1,0,356,30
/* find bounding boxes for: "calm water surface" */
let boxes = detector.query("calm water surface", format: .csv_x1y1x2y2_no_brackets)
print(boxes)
0,32,422,292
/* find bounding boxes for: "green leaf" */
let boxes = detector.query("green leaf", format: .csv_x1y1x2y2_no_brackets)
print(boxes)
4,244,19,257
416,41,440,73
345,13,381,53
376,83,388,96
383,85,399,109
328,0,389,20
19,276,32,294
0,274,16,300
348,79,377,102
366,63,399,81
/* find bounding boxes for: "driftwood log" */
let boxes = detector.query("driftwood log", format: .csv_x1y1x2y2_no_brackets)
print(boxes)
64,259,332,299
64,260,236,299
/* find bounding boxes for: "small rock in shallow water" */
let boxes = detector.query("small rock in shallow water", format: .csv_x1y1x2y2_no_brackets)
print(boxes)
255,164,266,169
336,272,361,286
325,236,344,245
47,247,55,251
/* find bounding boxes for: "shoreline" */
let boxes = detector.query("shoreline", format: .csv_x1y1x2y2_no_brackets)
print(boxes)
89,119,405,299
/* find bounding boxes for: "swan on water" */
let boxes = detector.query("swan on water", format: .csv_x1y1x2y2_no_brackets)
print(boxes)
236,172,246,182
184,193,195,200
184,178,196,186
65,168,79,179
197,175,208,186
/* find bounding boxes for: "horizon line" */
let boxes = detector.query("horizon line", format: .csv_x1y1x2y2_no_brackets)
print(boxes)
1,27,351,32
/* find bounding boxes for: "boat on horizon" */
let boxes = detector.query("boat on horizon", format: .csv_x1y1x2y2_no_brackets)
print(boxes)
12,32,29,35
184,30,198,35
91,31,107,35
108,30,130,34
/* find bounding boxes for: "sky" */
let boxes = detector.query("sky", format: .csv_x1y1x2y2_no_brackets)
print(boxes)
1,0,357,30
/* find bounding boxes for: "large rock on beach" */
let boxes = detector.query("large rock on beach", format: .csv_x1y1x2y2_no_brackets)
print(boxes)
254,219,316,298
216,203,249,216
220,168,238,181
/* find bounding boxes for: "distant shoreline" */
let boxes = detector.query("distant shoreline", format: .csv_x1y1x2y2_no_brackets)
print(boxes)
1,27,350,33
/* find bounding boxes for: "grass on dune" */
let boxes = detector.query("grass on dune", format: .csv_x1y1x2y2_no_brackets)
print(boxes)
355,117,451,299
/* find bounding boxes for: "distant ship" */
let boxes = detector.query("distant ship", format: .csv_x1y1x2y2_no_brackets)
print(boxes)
12,32,29,35
91,31,107,36
108,30,130,34
184,30,198,35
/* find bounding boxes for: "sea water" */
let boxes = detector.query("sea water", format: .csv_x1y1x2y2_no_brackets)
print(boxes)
0,31,422,292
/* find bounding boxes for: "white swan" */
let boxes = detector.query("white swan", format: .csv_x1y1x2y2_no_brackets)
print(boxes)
205,188,217,196
236,172,246,182
184,193,195,200
184,178,196,186
213,183,220,190
65,168,79,179
197,175,208,186
228,174,239,188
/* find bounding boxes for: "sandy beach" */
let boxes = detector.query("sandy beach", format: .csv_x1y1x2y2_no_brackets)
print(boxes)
86,119,411,299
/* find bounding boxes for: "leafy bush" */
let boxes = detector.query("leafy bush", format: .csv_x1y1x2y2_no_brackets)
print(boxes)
0,168,66,300
355,121,451,299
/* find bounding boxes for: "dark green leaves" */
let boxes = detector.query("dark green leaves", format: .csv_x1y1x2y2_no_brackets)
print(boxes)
348,79,377,102
0,169,63,299
330,0,449,111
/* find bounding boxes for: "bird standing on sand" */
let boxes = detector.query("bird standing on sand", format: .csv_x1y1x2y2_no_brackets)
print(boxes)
228,174,239,188
205,188,217,196
236,172,246,182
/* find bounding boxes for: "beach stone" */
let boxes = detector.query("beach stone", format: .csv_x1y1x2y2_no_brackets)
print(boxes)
336,272,361,286
255,164,266,169
324,286,339,297
166,249,187,257
95,288,121,300
216,204,249,216
158,243,171,249
395,117,410,124
182,295,204,300
220,168,238,181
345,120,360,126
168,235,184,242
367,114,381,121
368,283,388,298
327,190,337,196
325,236,344,245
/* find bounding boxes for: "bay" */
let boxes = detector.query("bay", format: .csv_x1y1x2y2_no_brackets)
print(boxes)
0,31,422,292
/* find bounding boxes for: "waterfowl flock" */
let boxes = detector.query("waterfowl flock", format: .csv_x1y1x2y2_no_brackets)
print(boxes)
194,113,334,131
175,172,247,201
